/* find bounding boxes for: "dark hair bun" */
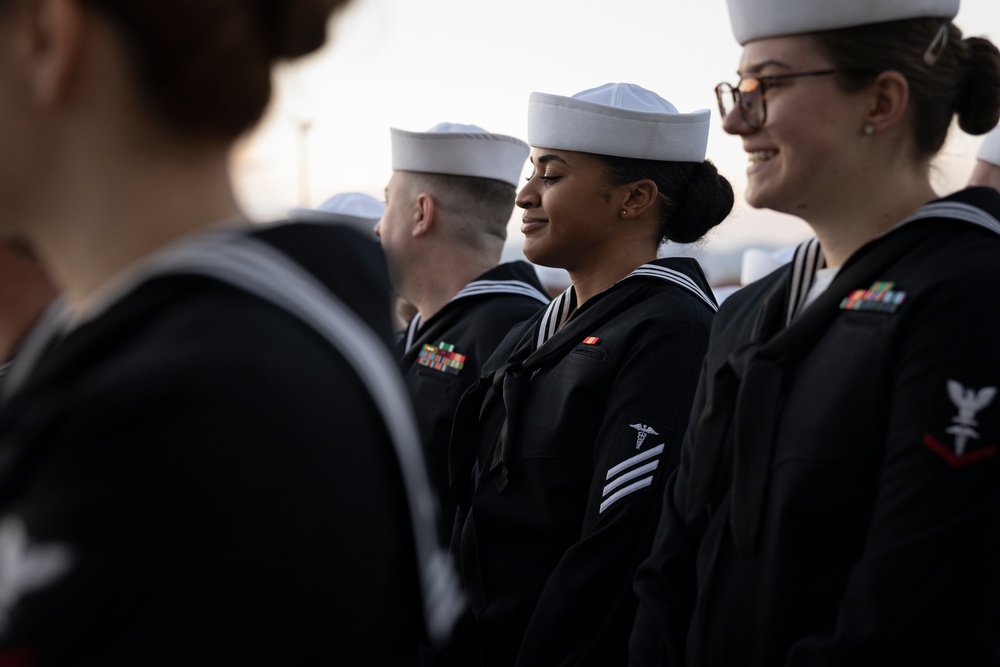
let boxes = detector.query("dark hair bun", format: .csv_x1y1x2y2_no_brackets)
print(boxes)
667,160,734,244
259,0,348,60
956,36,1000,135
87,0,352,139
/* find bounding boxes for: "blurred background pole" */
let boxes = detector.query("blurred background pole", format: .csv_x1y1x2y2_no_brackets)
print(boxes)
297,118,313,208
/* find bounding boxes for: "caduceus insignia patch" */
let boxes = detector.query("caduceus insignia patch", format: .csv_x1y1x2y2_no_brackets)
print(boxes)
597,414,672,522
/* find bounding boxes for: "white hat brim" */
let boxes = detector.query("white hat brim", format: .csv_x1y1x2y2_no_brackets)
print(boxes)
527,92,710,162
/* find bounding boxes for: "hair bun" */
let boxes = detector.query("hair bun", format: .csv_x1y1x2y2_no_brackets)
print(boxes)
257,0,349,60
668,160,734,244
956,36,1000,135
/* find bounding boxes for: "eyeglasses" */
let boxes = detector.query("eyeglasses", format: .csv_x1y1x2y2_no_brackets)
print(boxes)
714,69,838,129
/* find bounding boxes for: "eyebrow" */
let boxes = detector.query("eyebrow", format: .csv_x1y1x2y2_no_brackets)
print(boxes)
738,59,793,75
531,154,568,166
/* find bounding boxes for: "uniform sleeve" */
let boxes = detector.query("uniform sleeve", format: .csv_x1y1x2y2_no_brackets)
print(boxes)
784,275,1000,663
515,318,710,666
628,357,711,667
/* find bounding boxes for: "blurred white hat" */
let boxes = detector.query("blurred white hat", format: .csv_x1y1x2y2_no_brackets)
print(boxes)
287,192,385,235
726,0,959,45
527,83,710,162
741,245,796,285
390,122,529,187
978,125,1000,167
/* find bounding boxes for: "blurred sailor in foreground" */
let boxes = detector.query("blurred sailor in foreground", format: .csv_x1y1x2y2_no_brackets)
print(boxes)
0,0,460,662
0,240,58,383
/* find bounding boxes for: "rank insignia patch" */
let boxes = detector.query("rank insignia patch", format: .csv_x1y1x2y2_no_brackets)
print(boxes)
583,336,601,345
598,414,672,521
417,341,466,375
840,281,907,314
924,379,998,468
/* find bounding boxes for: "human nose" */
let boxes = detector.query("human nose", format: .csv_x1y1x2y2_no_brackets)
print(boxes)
373,219,382,238
722,101,754,135
515,180,537,210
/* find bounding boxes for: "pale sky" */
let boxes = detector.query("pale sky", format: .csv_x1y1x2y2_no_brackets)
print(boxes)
232,0,1000,260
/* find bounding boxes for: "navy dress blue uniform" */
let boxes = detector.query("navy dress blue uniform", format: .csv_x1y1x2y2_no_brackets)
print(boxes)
399,260,549,538
0,222,458,665
630,187,1000,666
448,258,717,666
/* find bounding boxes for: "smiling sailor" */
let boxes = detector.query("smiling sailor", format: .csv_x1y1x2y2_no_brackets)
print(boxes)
630,1,1000,665
441,83,734,665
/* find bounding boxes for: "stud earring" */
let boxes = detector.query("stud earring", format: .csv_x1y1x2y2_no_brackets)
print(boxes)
864,123,875,136
621,210,628,217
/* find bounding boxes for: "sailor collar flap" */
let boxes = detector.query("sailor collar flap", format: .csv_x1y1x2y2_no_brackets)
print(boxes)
685,191,1000,557
479,258,715,493
403,266,549,352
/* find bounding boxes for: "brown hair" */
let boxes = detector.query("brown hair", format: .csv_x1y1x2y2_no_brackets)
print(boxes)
598,157,734,245
80,0,352,139
811,18,1000,157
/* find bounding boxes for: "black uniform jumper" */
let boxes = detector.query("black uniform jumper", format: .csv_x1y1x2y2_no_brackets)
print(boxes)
631,188,1000,666
0,222,460,665
400,261,549,537
450,257,717,666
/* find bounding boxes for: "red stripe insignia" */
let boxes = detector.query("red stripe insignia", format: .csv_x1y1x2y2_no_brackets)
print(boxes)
583,336,601,345
417,341,466,375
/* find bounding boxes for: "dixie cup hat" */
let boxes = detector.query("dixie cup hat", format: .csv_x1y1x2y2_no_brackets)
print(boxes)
287,192,386,234
726,0,960,45
527,83,710,163
390,122,529,187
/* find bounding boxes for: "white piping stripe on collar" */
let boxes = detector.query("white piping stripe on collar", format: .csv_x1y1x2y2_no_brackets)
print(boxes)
404,314,424,351
452,280,550,304
891,201,1000,236
786,237,826,326
785,200,1000,326
535,262,715,349
628,265,718,312
536,286,577,349
403,278,549,352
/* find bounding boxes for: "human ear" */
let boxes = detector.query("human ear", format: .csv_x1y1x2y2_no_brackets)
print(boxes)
620,180,659,219
412,192,436,238
21,0,84,109
863,70,909,134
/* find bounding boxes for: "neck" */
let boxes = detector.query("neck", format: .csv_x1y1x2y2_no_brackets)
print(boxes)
406,246,499,321
568,245,657,306
801,163,937,268
28,138,246,312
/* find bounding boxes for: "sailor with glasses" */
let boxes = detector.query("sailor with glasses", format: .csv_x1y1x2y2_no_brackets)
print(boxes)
631,0,1000,665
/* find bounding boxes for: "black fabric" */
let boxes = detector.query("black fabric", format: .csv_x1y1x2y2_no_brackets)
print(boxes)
631,187,1000,666
399,261,548,540
0,222,426,665
446,258,716,666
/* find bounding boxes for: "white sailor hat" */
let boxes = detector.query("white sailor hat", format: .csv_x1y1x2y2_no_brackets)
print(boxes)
390,122,529,187
287,192,385,233
727,0,959,45
978,125,1000,168
527,83,710,162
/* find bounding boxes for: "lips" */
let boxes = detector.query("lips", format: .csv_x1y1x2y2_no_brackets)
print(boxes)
521,217,548,234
